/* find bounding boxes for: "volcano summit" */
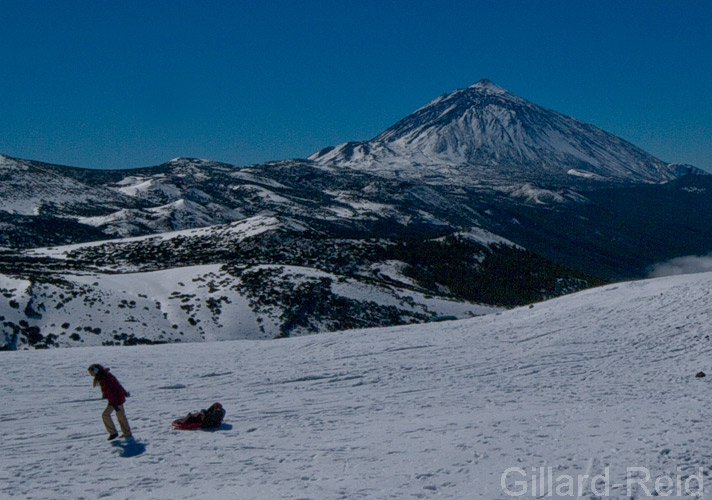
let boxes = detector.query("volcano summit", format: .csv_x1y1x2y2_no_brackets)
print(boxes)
311,79,699,186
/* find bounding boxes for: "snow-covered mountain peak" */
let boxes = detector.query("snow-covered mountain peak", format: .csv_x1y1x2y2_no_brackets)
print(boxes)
468,78,509,94
167,157,210,165
310,83,705,186
157,157,228,182
163,157,222,172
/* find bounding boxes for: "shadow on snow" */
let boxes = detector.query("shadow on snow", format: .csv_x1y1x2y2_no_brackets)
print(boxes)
111,437,147,457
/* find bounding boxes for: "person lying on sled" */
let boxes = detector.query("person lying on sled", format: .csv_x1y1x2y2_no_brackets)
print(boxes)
173,402,225,429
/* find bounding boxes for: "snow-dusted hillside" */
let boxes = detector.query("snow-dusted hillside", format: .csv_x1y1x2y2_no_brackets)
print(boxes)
0,155,137,216
2,216,508,348
26,214,307,267
310,80,700,186
0,262,493,347
2,271,712,498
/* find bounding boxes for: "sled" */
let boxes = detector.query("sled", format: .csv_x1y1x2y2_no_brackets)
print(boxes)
172,419,204,430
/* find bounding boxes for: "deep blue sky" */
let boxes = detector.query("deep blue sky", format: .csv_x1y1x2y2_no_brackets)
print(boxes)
1,0,710,171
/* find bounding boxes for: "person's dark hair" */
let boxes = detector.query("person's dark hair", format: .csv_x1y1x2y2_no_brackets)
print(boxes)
88,364,106,386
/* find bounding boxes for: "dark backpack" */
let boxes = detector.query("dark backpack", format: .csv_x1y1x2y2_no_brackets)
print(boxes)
202,402,225,428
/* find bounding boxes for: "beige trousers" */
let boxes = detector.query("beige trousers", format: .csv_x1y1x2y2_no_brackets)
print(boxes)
102,404,132,436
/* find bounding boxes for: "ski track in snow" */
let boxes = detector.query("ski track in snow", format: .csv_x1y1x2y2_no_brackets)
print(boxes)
2,272,712,498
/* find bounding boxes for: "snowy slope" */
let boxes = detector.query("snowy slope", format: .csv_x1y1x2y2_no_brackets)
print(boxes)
2,271,712,498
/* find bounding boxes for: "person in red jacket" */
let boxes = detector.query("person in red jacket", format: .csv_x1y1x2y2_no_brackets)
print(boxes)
88,364,132,440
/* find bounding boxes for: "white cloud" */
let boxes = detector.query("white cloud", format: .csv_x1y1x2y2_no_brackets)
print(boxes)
648,254,712,278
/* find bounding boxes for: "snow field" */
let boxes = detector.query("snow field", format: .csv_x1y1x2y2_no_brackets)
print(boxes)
2,271,712,498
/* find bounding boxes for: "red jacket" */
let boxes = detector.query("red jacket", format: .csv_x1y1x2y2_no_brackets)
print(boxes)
100,369,129,406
